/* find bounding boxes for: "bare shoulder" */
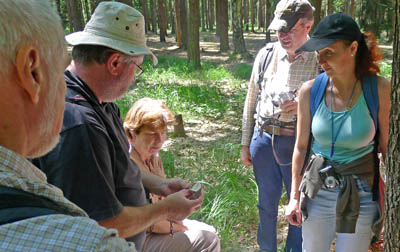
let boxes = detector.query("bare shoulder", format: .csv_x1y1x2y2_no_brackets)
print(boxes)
298,79,315,99
377,76,391,99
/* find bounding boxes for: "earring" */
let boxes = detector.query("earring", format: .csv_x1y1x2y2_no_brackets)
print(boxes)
351,54,354,57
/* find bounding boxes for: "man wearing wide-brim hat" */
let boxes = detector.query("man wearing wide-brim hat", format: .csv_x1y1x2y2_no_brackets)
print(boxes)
33,2,219,252
241,0,320,251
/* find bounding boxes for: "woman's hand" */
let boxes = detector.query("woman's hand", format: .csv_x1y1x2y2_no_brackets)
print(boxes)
285,199,302,226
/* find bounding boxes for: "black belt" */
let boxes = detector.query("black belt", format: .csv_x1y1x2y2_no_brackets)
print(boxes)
262,125,296,136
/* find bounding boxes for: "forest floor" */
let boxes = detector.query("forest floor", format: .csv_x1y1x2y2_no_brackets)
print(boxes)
143,31,391,251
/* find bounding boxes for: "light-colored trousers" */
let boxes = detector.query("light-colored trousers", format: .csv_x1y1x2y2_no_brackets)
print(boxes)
142,219,220,252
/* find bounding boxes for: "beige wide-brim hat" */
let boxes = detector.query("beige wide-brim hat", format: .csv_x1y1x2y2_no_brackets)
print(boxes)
66,2,157,65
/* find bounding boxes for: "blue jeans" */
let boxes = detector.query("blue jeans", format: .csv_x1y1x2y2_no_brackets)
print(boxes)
250,127,302,252
302,180,379,252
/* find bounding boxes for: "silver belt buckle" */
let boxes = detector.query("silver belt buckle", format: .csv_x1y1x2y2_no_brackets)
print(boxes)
271,125,280,135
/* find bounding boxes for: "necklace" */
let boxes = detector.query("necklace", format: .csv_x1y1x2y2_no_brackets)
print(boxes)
329,78,358,159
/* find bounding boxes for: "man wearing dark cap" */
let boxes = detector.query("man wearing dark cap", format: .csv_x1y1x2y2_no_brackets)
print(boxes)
241,0,319,251
33,2,220,252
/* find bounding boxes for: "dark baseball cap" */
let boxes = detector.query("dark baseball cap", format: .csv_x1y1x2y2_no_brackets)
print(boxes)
297,13,362,52
268,0,314,33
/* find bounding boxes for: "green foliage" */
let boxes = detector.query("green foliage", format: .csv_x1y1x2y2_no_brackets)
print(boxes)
379,60,393,79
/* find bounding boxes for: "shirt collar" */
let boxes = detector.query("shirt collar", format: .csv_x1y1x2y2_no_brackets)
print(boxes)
0,145,47,182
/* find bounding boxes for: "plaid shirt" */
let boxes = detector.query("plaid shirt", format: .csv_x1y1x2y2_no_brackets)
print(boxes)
0,145,136,252
241,42,319,145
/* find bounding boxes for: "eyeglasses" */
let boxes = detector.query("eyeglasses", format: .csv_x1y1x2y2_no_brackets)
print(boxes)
134,63,145,78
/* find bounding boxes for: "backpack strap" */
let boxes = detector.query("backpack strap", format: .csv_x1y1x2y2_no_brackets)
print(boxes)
310,72,329,119
257,42,276,91
0,186,67,225
361,75,379,132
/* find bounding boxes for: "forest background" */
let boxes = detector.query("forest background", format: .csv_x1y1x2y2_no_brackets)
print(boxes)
53,0,399,251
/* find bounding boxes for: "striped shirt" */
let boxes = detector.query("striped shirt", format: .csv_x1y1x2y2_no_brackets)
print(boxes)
0,145,136,252
241,42,319,145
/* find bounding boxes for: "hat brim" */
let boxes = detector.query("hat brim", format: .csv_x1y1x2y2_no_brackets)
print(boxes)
268,18,294,33
296,37,338,53
66,32,158,65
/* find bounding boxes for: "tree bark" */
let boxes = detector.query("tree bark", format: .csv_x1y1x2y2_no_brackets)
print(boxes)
158,0,168,42
219,0,229,52
232,0,248,55
150,0,157,32
83,0,91,21
66,0,85,32
141,0,149,33
326,0,334,15
385,0,400,249
202,0,207,31
257,0,264,31
116,0,132,6
310,0,322,33
174,114,186,137
243,0,249,31
208,0,215,31
90,0,102,13
175,0,182,46
265,0,272,41
215,0,220,36
179,0,188,49
169,0,176,34
187,0,201,69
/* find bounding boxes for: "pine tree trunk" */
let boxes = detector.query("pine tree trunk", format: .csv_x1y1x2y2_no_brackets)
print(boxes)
66,0,85,32
90,0,102,13
327,0,333,15
250,0,254,32
232,0,248,55
385,0,400,249
179,0,188,49
158,0,168,42
208,0,215,31
219,0,229,52
169,0,176,34
265,0,271,41
257,0,264,31
174,114,186,137
187,0,201,69
215,0,220,36
141,0,149,33
83,0,91,21
116,0,132,6
202,0,207,31
175,0,182,46
243,0,249,31
150,0,157,32
310,0,322,33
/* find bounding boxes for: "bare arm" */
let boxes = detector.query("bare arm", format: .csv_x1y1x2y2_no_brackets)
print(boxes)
98,189,203,238
285,79,314,226
376,76,391,162
141,169,190,196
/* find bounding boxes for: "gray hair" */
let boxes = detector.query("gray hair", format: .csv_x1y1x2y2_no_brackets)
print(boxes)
0,0,65,78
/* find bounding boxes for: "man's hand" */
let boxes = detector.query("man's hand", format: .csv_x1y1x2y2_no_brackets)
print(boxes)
162,189,204,221
241,145,252,166
155,178,191,197
285,199,302,226
280,98,298,115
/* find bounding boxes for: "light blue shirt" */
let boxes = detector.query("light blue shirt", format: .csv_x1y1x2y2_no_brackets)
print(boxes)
312,92,375,164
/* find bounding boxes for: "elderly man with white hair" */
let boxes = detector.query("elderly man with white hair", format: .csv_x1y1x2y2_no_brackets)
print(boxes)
0,0,136,251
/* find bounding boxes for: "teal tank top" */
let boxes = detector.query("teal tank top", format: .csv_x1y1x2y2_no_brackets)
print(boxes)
311,92,375,164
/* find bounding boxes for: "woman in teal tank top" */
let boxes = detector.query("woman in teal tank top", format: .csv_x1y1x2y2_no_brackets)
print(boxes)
285,13,391,252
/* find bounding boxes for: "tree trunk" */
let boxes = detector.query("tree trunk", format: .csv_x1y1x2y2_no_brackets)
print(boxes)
208,0,215,31
243,0,249,31
174,114,186,137
150,0,157,32
215,0,220,36
385,1,400,250
219,0,229,51
310,0,322,33
232,0,248,55
66,0,85,32
116,0,132,6
65,0,74,32
257,0,264,31
141,0,149,33
90,0,102,13
175,0,182,46
82,0,91,21
250,0,255,32
179,0,188,49
202,0,207,31
265,0,272,41
187,0,201,69
326,0,334,15
169,0,176,34
158,0,168,42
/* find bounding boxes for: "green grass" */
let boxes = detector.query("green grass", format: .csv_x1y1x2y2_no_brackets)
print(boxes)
116,55,258,250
